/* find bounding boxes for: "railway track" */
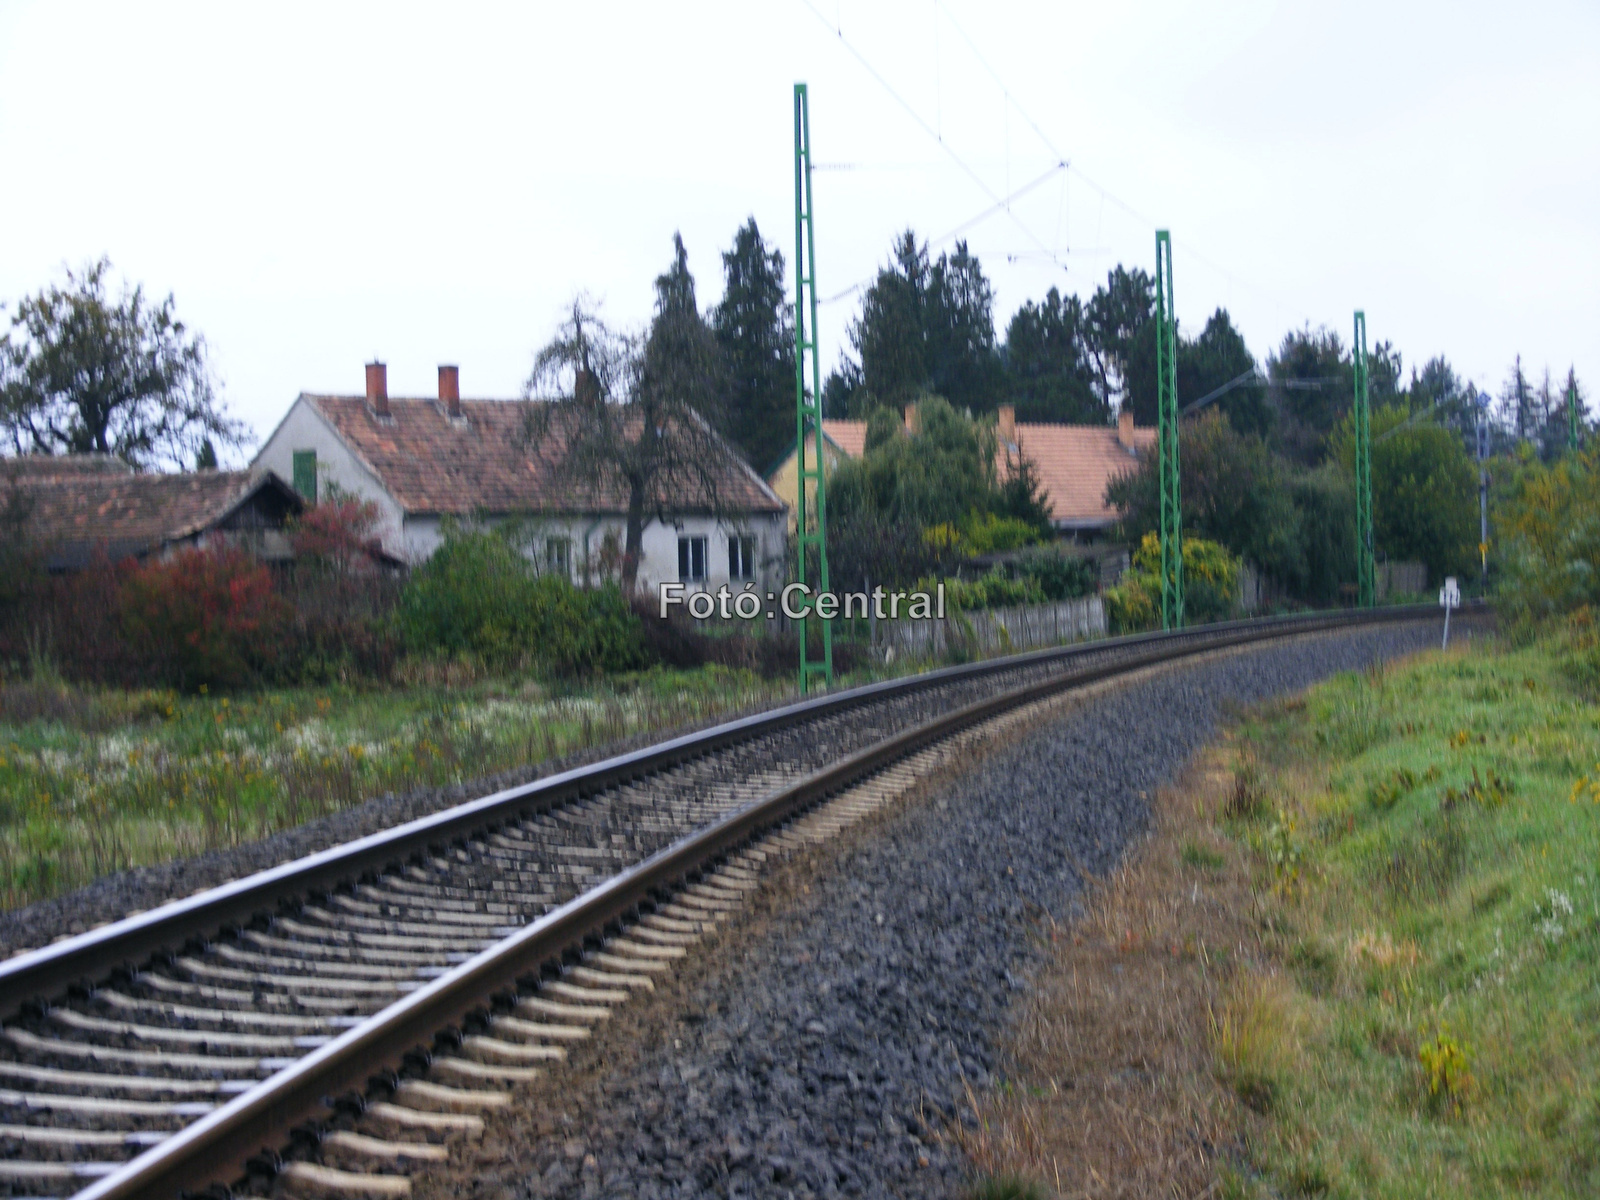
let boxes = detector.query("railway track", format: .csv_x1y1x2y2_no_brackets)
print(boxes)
0,607,1450,1200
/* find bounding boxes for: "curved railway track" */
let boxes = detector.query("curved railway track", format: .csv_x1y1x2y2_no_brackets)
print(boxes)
0,607,1453,1200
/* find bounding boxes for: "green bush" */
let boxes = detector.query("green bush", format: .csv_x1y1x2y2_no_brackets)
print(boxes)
1013,550,1098,600
397,529,645,675
1105,531,1240,633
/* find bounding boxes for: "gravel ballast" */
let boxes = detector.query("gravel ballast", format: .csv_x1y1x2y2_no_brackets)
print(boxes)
442,621,1468,1200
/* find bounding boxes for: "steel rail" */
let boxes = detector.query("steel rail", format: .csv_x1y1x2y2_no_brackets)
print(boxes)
58,604,1456,1200
0,605,1432,1020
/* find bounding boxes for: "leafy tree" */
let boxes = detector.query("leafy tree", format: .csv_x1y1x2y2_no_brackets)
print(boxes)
711,218,795,473
1001,287,1104,424
524,238,729,593
829,395,995,531
1085,265,1156,421
1266,326,1352,465
1288,466,1357,603
1108,410,1302,583
1330,405,1477,583
1494,443,1600,627
0,259,245,469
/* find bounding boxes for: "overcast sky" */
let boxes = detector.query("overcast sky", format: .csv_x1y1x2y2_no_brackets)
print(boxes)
1,1,1595,460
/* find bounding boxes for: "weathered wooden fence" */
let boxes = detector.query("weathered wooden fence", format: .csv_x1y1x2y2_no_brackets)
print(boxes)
876,596,1105,661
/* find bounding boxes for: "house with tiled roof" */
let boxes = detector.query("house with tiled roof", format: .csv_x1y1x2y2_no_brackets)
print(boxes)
3,455,304,570
768,405,1153,538
995,406,1155,535
253,363,789,594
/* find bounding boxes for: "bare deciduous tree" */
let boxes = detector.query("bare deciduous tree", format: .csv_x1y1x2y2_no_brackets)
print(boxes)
523,241,733,593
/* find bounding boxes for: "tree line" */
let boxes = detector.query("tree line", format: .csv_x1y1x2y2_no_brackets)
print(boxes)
2,237,1590,610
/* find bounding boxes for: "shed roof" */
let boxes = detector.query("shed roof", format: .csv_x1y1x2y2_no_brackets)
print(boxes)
6,465,303,567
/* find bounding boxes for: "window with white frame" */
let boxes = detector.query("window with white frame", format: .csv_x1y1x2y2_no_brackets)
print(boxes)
677,535,707,583
728,534,757,581
545,537,572,577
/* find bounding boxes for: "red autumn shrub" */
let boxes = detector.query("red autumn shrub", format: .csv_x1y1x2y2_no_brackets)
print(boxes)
119,547,293,689
289,496,386,568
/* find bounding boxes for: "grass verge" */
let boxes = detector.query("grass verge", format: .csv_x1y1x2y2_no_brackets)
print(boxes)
0,666,788,910
963,634,1600,1198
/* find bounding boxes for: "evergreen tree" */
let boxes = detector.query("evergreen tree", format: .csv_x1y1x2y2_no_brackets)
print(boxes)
711,218,794,473
843,232,1005,417
1177,308,1266,438
1266,326,1352,466
1001,287,1103,424
850,231,929,411
924,241,1003,413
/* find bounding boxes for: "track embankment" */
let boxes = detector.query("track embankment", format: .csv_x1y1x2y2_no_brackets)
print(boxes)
414,621,1461,1200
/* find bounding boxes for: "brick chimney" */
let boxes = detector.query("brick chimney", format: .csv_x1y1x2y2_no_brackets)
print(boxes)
1118,407,1135,451
365,361,389,417
997,404,1016,448
438,364,460,417
903,404,919,435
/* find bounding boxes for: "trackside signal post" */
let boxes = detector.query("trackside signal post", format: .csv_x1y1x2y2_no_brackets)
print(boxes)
1154,230,1183,630
1353,311,1375,608
792,83,833,693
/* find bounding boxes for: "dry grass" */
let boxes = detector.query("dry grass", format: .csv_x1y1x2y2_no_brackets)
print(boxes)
955,748,1260,1198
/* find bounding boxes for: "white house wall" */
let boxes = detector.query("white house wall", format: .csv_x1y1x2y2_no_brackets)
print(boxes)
253,398,408,559
254,396,789,588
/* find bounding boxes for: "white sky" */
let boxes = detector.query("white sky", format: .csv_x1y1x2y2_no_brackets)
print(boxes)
1,1,1595,461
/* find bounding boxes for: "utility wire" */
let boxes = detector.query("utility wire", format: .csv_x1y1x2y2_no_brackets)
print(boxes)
930,0,1298,314
798,0,1068,272
818,161,1066,305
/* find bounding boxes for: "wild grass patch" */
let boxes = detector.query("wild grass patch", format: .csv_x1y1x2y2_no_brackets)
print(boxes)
0,666,787,910
1216,634,1600,1198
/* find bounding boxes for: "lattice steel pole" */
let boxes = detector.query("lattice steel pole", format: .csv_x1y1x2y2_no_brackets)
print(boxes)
1353,310,1375,608
793,83,832,693
1154,230,1183,629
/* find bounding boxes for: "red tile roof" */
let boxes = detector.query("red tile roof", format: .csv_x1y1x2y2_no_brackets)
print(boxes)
308,396,784,517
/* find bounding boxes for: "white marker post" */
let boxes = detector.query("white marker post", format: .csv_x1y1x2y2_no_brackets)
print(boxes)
1439,575,1461,649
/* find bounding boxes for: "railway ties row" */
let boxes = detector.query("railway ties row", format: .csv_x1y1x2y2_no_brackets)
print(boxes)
259,683,1063,1200
0,724,844,1197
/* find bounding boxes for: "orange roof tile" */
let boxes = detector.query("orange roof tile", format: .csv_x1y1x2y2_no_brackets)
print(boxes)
1008,423,1153,529
820,420,867,458
308,396,784,517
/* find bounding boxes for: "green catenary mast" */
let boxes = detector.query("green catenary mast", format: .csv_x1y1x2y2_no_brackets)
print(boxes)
792,83,832,693
1353,310,1375,607
1154,230,1183,630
